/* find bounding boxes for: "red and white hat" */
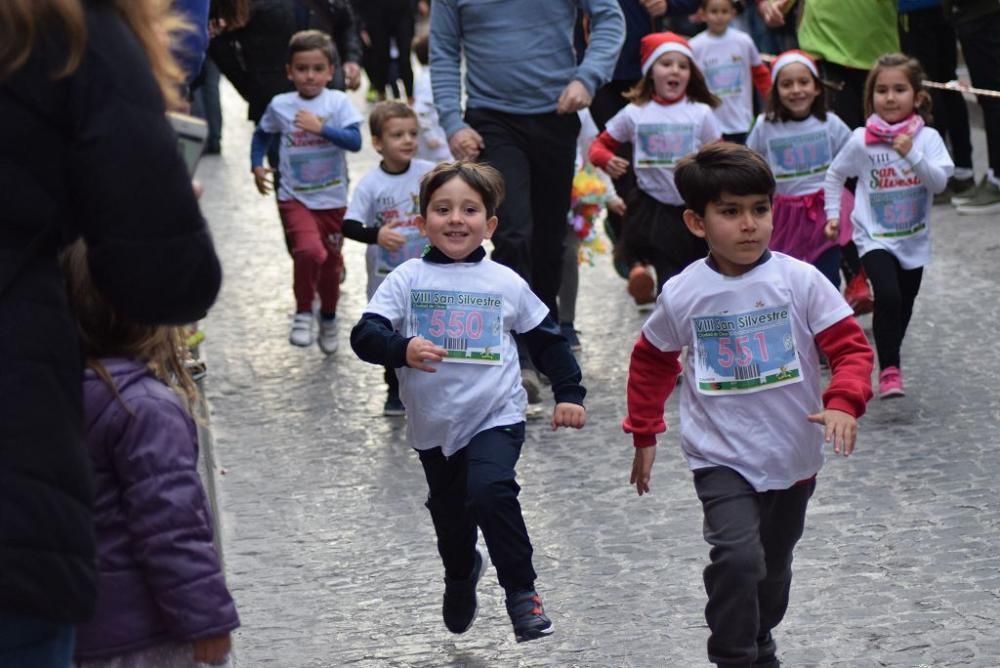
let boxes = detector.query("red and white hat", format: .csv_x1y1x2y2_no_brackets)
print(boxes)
640,32,693,77
770,49,819,85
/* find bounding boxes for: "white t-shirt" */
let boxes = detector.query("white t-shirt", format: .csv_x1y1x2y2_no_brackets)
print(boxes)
824,127,954,269
413,71,453,163
746,112,853,197
605,98,721,205
691,27,762,135
258,89,363,209
346,160,436,299
641,253,852,491
365,257,550,456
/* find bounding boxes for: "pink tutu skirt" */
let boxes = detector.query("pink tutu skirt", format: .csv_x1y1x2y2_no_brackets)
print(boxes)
770,189,854,263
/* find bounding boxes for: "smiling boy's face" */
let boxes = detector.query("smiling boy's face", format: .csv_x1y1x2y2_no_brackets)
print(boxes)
416,176,498,260
683,192,773,276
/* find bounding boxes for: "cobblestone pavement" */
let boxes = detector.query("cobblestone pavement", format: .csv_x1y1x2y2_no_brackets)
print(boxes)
195,81,1000,668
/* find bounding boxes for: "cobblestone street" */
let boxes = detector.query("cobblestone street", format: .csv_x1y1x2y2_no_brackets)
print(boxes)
195,81,1000,668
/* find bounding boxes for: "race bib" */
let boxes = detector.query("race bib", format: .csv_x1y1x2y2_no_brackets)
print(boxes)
408,289,504,364
288,148,343,192
635,123,695,167
704,62,744,97
692,305,802,395
376,226,426,275
768,131,831,179
869,186,928,238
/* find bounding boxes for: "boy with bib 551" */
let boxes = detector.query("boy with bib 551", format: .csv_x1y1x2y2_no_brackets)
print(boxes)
623,143,874,667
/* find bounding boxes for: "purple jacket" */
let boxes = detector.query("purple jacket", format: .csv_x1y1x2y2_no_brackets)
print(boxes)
74,358,239,659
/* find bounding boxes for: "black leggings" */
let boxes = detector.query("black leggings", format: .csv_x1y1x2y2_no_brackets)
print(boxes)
861,249,923,371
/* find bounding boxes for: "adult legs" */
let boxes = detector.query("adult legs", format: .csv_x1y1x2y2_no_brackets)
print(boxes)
861,249,923,370
956,12,1000,181
388,0,416,98
359,0,391,97
558,226,580,325
821,61,869,130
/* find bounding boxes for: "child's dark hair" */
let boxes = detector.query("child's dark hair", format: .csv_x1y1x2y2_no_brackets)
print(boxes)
288,29,335,65
675,143,776,215
864,53,932,123
765,66,828,122
369,101,417,138
419,161,505,219
700,0,735,8
412,33,429,66
625,55,721,108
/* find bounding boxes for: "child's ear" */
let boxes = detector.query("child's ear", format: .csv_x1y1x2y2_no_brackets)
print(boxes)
285,64,293,81
682,209,707,239
415,214,428,237
483,215,499,240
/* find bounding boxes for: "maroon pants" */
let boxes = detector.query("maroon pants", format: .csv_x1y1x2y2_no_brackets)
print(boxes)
278,199,344,314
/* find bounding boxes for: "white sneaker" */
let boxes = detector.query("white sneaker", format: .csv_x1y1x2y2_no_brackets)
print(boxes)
318,316,339,355
289,312,314,347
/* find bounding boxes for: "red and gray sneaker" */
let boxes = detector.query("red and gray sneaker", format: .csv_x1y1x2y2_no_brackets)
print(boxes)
505,589,553,643
442,545,487,634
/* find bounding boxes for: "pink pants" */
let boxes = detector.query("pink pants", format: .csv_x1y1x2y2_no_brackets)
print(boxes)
278,200,344,314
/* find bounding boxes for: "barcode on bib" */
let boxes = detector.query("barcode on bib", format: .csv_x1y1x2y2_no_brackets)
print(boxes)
445,337,468,350
733,363,760,382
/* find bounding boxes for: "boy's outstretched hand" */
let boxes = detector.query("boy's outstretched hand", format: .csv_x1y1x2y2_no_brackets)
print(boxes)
252,166,274,195
630,445,656,496
551,403,586,430
406,336,447,372
377,220,406,251
807,408,857,456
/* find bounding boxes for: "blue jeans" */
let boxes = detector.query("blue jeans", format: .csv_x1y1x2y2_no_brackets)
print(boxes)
0,612,74,668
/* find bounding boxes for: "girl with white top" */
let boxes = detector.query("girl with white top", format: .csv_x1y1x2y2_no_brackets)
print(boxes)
590,32,722,305
824,53,954,400
747,50,853,287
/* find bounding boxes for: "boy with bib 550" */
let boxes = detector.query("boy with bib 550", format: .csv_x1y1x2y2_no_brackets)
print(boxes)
623,144,874,667
350,161,586,643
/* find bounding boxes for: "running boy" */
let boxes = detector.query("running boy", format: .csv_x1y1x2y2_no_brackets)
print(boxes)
623,143,873,667
350,161,586,643
343,101,436,416
251,30,363,353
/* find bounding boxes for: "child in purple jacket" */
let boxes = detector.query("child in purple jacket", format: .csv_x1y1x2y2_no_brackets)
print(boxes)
63,241,239,667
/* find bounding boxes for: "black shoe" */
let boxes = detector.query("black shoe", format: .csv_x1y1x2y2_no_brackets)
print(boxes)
442,545,486,634
505,589,553,643
383,394,405,417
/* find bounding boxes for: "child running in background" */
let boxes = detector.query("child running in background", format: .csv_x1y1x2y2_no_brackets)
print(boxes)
691,0,772,144
251,30,363,353
624,143,873,668
825,53,954,400
63,242,239,668
350,162,586,643
410,33,453,163
343,101,436,416
747,50,853,287
590,32,722,305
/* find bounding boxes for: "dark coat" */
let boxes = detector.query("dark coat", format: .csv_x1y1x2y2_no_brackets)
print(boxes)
74,360,238,659
0,0,222,622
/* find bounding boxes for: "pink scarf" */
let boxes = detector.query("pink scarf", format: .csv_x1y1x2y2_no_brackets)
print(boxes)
864,113,924,145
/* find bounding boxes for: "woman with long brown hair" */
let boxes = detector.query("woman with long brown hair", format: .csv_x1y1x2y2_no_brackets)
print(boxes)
0,1,222,664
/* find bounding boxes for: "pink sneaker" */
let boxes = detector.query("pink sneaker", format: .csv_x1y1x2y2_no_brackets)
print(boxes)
878,366,905,400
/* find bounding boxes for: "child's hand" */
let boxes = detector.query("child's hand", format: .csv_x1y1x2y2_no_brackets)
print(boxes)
604,156,629,179
294,109,324,135
407,336,447,372
551,402,586,430
193,633,231,665
252,166,274,195
630,445,656,496
892,133,913,157
824,218,839,241
377,221,406,251
607,195,627,217
807,408,858,456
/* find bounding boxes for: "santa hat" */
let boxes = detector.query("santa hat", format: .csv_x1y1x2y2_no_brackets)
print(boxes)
770,50,819,85
640,32,693,77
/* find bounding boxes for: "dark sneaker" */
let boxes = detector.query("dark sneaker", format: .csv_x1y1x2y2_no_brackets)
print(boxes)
951,176,985,206
559,322,582,352
505,589,553,643
383,394,405,417
442,545,487,634
956,179,1000,215
934,175,975,205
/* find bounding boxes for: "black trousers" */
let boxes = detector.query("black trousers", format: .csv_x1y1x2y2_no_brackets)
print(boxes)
899,8,973,169
591,79,637,245
622,189,708,291
466,108,580,321
955,11,1000,174
693,466,815,667
417,423,536,594
861,249,923,371
820,61,869,130
358,0,415,98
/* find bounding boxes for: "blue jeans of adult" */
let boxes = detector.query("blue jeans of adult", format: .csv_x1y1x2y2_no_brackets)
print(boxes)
0,612,74,668
417,422,536,594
